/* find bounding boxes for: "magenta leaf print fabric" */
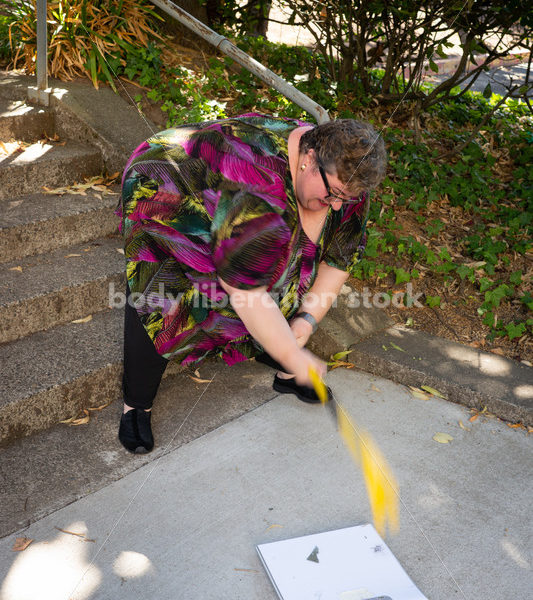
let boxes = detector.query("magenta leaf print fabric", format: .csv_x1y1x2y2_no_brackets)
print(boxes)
117,114,369,366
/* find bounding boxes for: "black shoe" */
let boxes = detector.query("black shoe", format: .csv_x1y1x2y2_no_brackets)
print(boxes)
118,408,154,454
273,374,332,404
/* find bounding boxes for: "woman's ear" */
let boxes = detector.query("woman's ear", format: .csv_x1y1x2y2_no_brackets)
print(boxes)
306,148,319,169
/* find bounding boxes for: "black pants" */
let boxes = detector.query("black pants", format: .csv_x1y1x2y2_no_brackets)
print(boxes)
122,287,285,410
122,287,168,409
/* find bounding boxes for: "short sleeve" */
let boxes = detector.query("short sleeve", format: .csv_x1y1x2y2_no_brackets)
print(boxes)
212,190,292,290
323,193,370,272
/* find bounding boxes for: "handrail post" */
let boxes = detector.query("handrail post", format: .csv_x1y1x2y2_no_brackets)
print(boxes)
150,0,330,123
36,0,48,91
28,0,51,105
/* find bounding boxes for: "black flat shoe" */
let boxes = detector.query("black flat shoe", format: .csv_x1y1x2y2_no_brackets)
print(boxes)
273,374,332,404
118,408,154,454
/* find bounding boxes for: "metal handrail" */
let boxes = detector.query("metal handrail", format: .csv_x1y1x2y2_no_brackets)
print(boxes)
150,0,330,123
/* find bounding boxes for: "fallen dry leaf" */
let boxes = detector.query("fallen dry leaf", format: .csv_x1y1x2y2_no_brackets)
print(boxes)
194,369,200,377
328,360,355,370
408,386,431,401
371,384,381,392
9,266,23,272
469,414,479,422
71,315,93,324
421,385,447,399
42,175,117,197
187,375,211,383
433,432,454,444
70,410,90,426
60,409,90,425
12,537,33,552
116,248,125,255
458,420,471,431
41,132,60,142
65,253,81,258
54,527,95,542
507,423,525,430
87,401,112,412
490,347,505,356
265,524,283,531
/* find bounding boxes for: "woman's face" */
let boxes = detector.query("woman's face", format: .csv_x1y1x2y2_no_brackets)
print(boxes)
295,150,349,213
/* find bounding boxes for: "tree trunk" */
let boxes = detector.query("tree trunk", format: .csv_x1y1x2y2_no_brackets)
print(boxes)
244,0,272,37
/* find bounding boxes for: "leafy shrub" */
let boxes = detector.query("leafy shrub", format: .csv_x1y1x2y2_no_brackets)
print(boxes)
3,0,163,90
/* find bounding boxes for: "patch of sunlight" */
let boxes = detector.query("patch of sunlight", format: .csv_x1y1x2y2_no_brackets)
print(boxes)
445,345,511,376
1,103,33,118
513,384,533,399
53,87,68,100
113,551,153,578
0,521,101,600
12,142,53,163
501,538,531,569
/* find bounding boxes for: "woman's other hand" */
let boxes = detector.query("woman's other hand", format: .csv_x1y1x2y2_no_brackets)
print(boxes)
290,316,314,348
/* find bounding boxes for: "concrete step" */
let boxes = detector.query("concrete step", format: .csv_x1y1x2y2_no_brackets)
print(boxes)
0,97,55,142
0,72,35,101
0,139,103,201
0,236,125,344
0,307,123,446
0,187,119,263
0,308,183,447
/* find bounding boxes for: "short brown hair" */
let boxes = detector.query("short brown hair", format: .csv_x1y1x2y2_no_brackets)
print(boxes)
299,119,387,194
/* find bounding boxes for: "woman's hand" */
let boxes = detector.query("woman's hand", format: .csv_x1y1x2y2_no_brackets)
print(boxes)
285,348,327,386
290,316,314,348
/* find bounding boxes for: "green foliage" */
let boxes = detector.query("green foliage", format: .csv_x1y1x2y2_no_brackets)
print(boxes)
426,295,441,308
201,0,272,36
0,15,13,61
394,268,411,284
356,88,532,342
120,36,342,126
505,322,526,340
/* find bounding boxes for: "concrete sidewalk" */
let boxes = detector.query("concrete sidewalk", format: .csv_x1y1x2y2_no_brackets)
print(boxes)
1,368,531,600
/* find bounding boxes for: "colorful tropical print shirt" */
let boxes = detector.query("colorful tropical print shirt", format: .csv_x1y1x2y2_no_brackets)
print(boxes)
118,114,369,367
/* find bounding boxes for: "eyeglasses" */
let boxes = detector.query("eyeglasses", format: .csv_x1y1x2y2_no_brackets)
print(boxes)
317,161,361,204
